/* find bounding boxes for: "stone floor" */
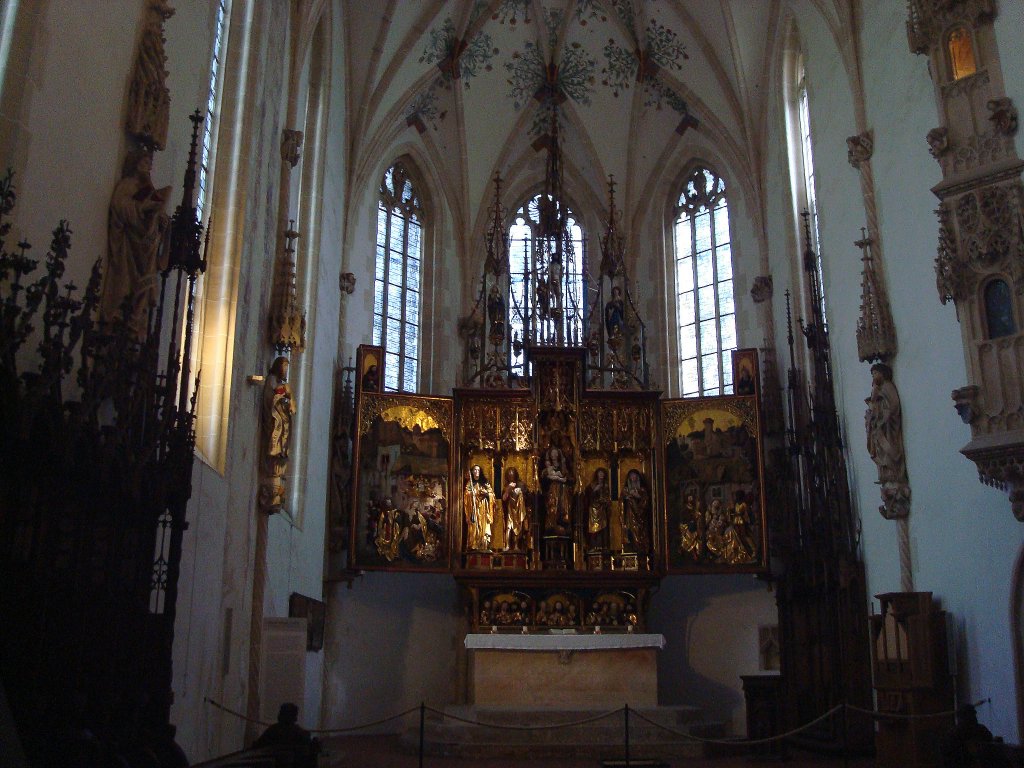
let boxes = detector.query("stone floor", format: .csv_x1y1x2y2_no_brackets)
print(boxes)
322,734,875,768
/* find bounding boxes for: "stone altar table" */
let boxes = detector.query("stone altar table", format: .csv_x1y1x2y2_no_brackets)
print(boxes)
465,632,665,708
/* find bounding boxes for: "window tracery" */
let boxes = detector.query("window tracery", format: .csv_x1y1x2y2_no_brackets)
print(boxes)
673,166,736,397
374,161,424,392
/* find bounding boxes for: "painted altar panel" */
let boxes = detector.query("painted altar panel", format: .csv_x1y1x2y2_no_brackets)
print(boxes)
350,388,453,571
661,382,768,573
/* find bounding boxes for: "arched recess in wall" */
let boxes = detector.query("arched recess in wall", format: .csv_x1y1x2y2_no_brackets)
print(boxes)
286,6,332,525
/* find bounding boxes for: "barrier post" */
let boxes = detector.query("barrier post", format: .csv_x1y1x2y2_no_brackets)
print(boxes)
419,702,425,768
624,703,630,767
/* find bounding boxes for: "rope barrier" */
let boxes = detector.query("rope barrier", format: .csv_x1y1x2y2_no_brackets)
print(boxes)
631,704,845,746
204,698,420,735
424,704,621,730
207,697,964,744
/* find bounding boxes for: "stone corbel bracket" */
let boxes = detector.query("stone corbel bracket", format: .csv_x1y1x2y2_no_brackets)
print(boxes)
961,435,1024,521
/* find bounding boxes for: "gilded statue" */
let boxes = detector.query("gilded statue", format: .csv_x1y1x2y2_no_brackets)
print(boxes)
100,149,171,338
259,356,296,513
540,445,571,535
502,467,529,551
463,464,495,551
865,363,911,519
621,469,649,553
585,467,611,550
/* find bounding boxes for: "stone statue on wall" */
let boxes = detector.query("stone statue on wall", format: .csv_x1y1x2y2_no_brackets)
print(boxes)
126,0,175,150
260,356,296,514
865,363,911,519
99,148,171,338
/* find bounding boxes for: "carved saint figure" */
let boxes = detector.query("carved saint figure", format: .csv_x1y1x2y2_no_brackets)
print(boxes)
540,446,571,535
502,467,529,551
260,356,296,513
604,286,625,338
374,498,401,562
100,149,172,338
463,465,495,551
585,467,611,550
865,363,910,519
621,469,650,553
125,1,174,149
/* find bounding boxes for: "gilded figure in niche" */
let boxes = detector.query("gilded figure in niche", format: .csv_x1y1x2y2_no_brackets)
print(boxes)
540,445,571,535
259,356,296,514
100,148,172,338
502,467,529,551
464,464,495,550
585,467,611,550
621,468,650,553
865,363,911,519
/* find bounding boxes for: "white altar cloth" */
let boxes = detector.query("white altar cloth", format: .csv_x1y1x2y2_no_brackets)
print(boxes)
465,632,666,651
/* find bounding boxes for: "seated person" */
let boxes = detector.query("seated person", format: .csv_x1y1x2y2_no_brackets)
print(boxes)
254,702,319,767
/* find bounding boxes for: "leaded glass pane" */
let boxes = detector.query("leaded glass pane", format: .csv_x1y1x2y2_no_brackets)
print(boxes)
696,251,714,288
680,324,697,359
377,207,388,246
387,284,402,315
714,204,730,242
386,319,401,353
408,221,421,256
385,352,400,391
720,313,736,351
698,286,716,321
405,322,419,359
406,260,421,292
718,280,734,315
701,353,720,393
677,291,695,323
389,219,405,252
372,314,382,346
682,359,699,396
373,281,384,315
388,252,403,284
676,254,694,293
700,318,718,350
375,246,386,280
406,289,420,322
716,244,732,280
403,356,417,388
675,218,693,259
695,212,712,252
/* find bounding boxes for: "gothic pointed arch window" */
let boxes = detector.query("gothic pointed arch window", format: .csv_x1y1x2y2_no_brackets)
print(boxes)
507,193,587,374
673,166,736,397
374,161,424,392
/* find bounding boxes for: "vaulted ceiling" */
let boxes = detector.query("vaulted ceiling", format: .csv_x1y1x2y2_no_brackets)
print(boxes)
342,0,855,252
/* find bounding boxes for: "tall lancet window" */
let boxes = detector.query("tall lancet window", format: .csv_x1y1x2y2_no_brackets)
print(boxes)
507,194,586,374
373,162,423,392
794,58,826,319
673,166,736,397
196,0,229,221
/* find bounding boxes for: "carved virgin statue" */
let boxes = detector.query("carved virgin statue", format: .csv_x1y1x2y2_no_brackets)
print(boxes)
260,356,296,513
99,149,171,338
585,467,611,550
501,467,528,551
463,465,495,551
621,469,649,553
540,445,571,535
865,363,910,519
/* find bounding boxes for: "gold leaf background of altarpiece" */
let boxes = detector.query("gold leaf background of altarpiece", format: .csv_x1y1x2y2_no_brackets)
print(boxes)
349,344,767,630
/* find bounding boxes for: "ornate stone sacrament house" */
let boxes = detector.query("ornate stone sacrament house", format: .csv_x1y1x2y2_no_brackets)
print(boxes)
347,113,769,705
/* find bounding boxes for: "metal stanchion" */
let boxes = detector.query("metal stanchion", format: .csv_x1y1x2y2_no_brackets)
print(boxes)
419,702,425,768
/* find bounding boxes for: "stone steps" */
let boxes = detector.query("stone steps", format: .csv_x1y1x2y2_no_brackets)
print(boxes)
398,705,725,759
